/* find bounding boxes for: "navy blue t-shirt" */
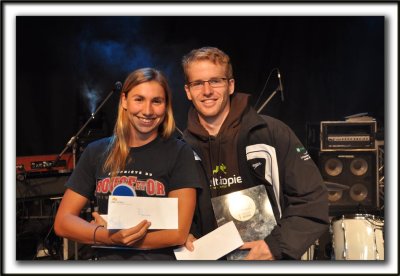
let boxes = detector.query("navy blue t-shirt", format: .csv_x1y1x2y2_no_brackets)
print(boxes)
66,135,201,260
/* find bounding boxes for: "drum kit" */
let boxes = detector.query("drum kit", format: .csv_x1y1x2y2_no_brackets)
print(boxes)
301,181,384,261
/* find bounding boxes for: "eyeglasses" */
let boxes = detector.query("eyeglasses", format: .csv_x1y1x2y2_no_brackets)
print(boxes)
187,77,229,91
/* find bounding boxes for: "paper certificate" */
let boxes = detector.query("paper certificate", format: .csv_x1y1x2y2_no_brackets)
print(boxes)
106,196,178,230
173,221,243,260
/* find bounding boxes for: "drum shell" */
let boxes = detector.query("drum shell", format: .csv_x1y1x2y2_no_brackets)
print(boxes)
332,214,384,260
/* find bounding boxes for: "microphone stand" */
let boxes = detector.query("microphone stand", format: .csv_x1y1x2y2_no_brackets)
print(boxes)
256,88,280,114
53,82,120,261
255,68,284,114
52,82,121,168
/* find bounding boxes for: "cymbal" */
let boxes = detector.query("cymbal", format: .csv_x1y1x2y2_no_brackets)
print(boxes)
324,181,349,191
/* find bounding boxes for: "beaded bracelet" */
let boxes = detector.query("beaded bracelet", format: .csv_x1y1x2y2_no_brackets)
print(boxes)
93,225,104,244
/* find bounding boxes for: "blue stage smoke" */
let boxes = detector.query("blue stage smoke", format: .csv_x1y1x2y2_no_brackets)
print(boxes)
81,83,100,114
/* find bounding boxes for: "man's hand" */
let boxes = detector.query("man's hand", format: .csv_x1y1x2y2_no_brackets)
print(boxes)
184,233,197,251
240,240,275,260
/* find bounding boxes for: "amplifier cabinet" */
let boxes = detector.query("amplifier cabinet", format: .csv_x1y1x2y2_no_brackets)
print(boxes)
320,121,376,151
318,150,379,216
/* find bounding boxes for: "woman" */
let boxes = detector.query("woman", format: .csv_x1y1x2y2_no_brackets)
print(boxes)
54,68,200,260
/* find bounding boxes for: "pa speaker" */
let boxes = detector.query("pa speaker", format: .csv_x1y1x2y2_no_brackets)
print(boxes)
318,151,378,216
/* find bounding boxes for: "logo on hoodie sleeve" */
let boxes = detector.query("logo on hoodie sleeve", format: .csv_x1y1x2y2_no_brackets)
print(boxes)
296,146,311,161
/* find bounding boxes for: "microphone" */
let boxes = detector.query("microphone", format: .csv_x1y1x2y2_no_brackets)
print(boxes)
277,69,284,101
114,81,123,93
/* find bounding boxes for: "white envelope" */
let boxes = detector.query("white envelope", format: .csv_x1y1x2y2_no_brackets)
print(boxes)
106,196,178,230
173,221,244,260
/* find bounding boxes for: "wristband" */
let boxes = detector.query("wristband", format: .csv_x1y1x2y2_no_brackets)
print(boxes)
93,225,104,245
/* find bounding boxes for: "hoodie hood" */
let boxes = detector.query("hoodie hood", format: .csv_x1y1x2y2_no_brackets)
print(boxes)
185,93,251,197
186,93,250,139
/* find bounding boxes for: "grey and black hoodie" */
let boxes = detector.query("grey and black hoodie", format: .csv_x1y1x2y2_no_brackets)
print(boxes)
183,93,329,260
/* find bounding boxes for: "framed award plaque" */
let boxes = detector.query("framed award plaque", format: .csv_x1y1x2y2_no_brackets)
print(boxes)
211,185,277,260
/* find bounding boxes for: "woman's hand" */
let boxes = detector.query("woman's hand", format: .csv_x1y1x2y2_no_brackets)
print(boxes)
91,211,107,227
91,211,151,246
109,220,151,246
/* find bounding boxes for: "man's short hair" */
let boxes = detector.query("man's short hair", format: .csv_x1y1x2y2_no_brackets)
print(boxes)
181,46,233,82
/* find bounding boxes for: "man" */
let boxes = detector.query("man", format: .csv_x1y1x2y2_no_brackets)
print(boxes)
181,46,329,260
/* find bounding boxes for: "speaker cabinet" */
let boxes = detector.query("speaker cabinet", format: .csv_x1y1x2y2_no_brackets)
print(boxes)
318,151,378,216
17,172,70,199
